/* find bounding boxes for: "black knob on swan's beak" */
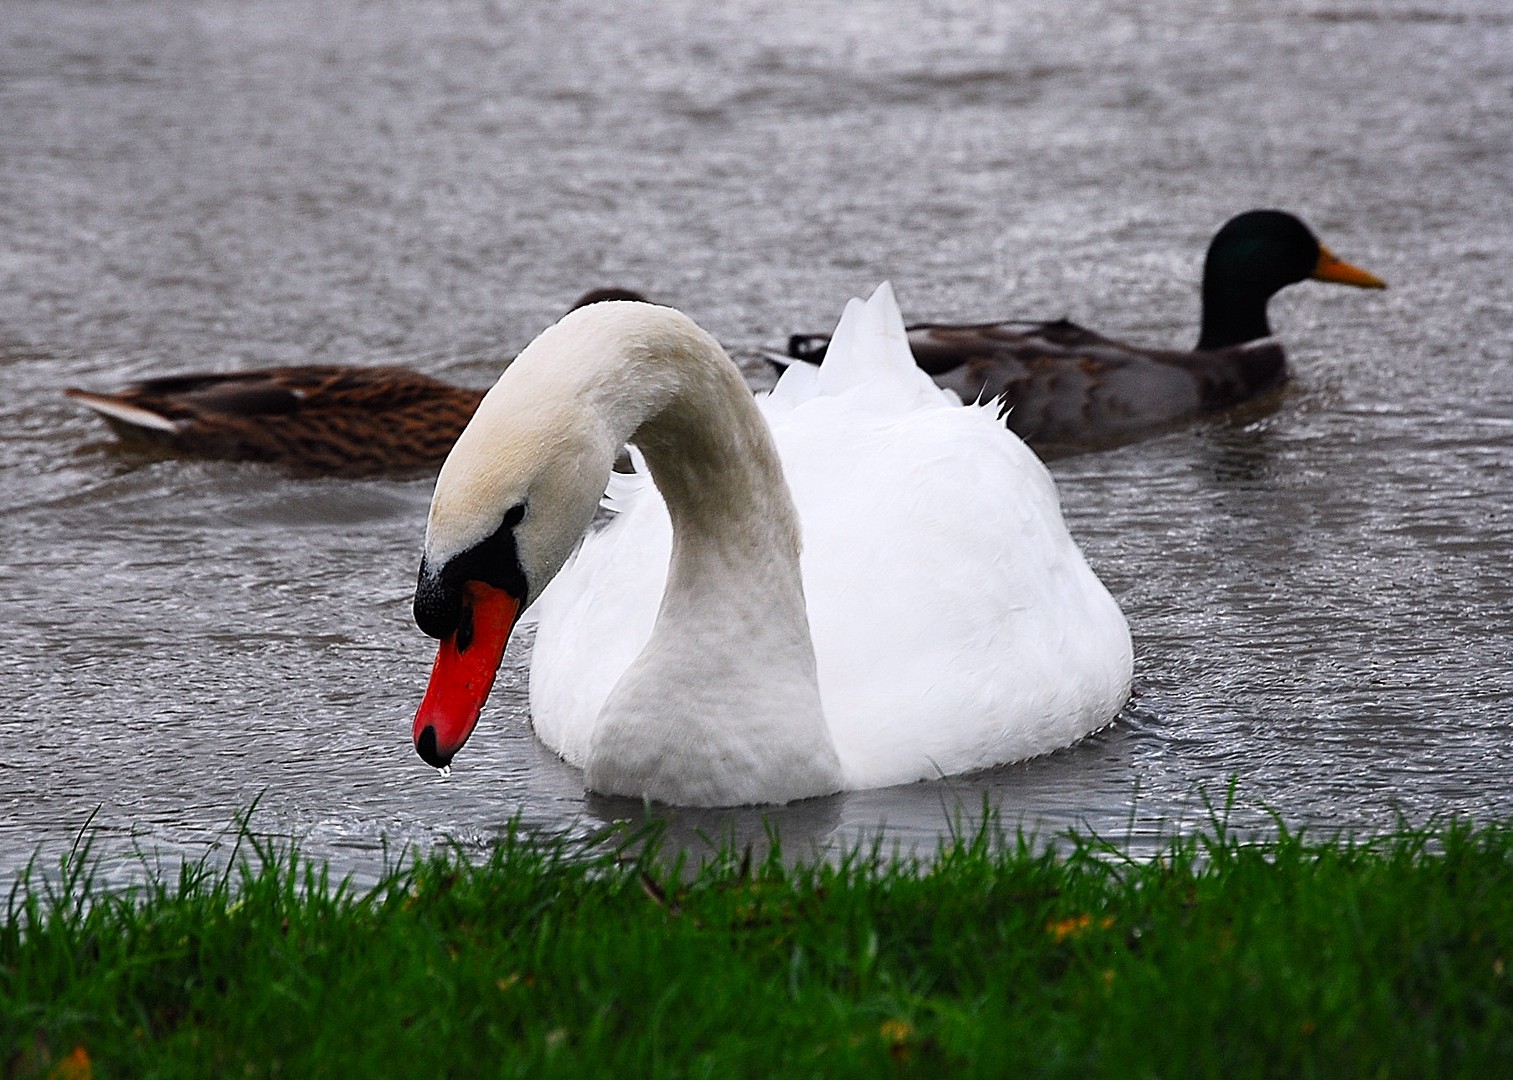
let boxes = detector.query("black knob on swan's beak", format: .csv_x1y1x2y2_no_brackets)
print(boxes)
413,557,463,641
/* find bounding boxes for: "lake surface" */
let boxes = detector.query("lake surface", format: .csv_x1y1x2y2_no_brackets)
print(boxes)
3,0,1511,882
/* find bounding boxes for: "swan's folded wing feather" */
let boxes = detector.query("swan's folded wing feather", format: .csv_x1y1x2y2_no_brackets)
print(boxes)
767,395,1129,787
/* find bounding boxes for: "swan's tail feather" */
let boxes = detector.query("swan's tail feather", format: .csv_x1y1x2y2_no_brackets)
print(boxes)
771,283,947,412
817,282,916,394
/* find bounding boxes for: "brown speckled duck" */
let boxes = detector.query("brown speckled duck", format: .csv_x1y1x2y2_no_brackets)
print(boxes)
780,211,1385,454
65,288,646,476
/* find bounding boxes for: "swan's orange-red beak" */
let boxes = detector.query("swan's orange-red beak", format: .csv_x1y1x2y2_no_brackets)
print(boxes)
1312,246,1386,289
412,581,519,769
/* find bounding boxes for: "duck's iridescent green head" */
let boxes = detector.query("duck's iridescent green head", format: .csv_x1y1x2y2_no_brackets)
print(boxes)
1198,209,1384,350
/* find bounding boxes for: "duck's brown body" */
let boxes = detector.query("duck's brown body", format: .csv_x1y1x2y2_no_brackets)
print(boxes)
66,288,647,475
66,365,485,476
790,318,1287,454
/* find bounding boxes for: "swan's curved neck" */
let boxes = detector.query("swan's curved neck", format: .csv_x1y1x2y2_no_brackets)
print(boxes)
594,319,802,570
557,306,843,805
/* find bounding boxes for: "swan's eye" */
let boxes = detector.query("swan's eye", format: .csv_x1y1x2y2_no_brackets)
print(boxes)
503,502,526,528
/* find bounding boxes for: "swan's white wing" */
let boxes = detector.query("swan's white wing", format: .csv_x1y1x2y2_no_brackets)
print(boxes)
769,396,1130,786
765,350,821,411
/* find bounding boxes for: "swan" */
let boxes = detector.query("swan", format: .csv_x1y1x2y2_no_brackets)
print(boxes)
779,211,1385,454
410,283,1132,806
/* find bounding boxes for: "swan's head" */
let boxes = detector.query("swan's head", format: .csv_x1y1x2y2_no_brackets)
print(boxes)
410,313,630,768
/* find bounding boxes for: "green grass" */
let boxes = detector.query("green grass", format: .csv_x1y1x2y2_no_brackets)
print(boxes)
4,810,1513,1078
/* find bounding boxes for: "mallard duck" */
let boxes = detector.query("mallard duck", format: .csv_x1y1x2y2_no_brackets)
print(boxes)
64,288,647,476
779,211,1385,453
410,284,1131,805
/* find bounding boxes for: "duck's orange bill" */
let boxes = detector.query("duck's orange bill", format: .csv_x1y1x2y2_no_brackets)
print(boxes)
1312,246,1386,289
412,581,519,769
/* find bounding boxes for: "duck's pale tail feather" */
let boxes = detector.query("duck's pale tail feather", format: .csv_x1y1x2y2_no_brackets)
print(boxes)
64,389,180,434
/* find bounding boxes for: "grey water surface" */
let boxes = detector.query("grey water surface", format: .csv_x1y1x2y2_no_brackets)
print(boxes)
3,0,1512,882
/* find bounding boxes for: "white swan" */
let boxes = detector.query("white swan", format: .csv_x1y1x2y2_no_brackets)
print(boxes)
410,284,1132,807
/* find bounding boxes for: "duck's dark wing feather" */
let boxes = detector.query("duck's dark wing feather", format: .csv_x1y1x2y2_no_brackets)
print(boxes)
787,320,1287,453
904,320,1287,451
